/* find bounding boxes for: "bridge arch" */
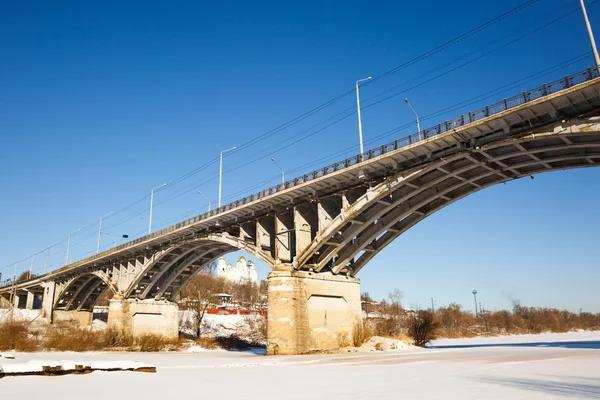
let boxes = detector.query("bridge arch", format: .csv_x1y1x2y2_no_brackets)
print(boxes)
294,120,600,275
54,271,116,312
123,234,274,301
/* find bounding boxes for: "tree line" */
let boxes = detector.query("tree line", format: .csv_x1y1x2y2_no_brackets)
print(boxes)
361,290,600,345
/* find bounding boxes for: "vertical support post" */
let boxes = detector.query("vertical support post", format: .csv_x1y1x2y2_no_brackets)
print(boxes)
25,291,35,310
581,0,600,68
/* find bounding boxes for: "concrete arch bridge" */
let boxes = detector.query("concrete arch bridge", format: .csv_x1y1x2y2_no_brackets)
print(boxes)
2,69,600,354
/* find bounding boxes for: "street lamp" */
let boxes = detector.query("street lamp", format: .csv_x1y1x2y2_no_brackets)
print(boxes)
472,290,478,317
65,228,82,266
96,211,114,254
198,191,211,212
28,254,35,277
355,76,372,157
149,183,166,235
270,157,285,186
404,98,422,139
580,0,600,68
218,146,237,209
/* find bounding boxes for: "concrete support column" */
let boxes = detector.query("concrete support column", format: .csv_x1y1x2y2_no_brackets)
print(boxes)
12,292,21,308
42,281,56,322
25,291,35,310
107,297,179,339
266,269,362,355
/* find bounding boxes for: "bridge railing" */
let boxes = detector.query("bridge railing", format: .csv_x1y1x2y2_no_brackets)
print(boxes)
7,67,598,287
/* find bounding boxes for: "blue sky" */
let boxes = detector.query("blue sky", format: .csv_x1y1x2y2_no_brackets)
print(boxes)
1,0,599,312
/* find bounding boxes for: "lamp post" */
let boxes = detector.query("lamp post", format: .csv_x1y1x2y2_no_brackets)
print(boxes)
404,98,422,139
355,76,372,157
149,183,166,235
270,157,285,186
44,247,50,274
96,211,114,254
580,0,600,68
197,191,211,212
472,290,479,317
65,228,82,266
218,146,237,209
29,254,35,277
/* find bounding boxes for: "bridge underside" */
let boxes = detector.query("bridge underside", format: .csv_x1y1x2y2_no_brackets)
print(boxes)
2,73,600,353
308,123,600,276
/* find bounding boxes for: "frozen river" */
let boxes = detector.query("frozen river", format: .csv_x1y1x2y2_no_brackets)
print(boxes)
1,331,599,399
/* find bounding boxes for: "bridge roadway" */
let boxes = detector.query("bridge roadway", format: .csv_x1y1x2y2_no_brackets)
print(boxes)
2,68,600,354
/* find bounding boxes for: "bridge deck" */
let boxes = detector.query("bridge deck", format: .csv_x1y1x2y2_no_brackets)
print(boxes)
3,68,600,292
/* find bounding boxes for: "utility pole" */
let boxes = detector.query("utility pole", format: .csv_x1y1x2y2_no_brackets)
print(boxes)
430,298,435,314
472,290,478,317
580,0,600,68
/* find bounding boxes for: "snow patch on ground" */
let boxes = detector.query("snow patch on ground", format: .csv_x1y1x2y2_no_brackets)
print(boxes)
1,331,598,399
179,311,266,344
0,309,42,322
91,319,107,331
342,336,413,352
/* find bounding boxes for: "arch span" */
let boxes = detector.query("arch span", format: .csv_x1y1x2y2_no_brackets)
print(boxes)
296,119,600,275
123,234,274,301
54,271,116,312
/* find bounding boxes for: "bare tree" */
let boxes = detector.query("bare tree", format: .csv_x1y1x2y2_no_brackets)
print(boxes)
409,310,439,347
388,288,404,312
361,292,374,318
181,273,225,337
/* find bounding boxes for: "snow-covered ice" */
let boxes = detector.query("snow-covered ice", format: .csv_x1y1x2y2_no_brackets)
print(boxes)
1,331,599,399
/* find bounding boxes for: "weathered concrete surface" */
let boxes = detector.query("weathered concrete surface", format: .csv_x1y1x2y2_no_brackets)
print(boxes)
53,310,93,326
107,298,179,339
267,270,361,355
25,291,35,310
41,281,56,321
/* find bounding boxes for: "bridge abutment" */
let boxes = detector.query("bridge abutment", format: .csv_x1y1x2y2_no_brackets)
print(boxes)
107,297,179,339
266,270,362,355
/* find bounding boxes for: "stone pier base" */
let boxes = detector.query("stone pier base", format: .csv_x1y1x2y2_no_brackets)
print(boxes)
41,281,56,322
266,270,362,355
107,298,179,339
53,310,93,326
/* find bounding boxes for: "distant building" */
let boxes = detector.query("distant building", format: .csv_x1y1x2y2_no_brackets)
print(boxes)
216,256,258,284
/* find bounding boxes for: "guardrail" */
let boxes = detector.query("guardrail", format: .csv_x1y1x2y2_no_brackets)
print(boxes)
3,67,599,288
0,274,39,290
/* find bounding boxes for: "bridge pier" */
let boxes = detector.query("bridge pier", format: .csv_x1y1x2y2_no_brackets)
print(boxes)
266,269,362,355
41,281,56,321
25,290,35,309
107,297,179,339
12,291,27,309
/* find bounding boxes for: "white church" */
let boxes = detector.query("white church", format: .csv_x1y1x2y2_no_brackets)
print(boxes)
216,256,258,284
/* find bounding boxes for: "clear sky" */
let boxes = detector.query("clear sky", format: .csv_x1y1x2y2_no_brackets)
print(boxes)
1,0,599,313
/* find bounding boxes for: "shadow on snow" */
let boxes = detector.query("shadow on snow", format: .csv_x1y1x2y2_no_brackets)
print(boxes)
476,377,600,399
429,340,600,350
